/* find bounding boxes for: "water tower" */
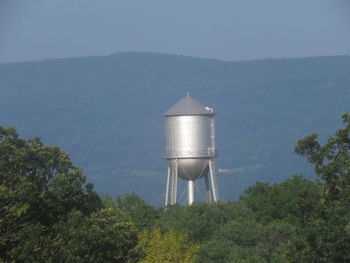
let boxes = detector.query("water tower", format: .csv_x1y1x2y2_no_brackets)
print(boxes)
164,93,219,205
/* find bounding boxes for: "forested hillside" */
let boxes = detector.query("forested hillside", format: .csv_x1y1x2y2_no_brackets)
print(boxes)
1,52,350,205
2,114,350,262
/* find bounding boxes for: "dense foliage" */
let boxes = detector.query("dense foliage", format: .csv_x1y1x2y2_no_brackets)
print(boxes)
138,228,199,263
1,113,350,262
0,126,139,262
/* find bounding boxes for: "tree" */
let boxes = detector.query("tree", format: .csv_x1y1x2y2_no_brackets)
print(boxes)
52,208,141,263
114,193,158,230
156,202,247,243
295,113,350,203
284,113,350,262
138,228,199,263
240,175,321,225
0,125,102,261
200,219,294,263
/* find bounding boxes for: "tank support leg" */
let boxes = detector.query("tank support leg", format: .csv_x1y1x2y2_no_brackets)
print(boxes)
188,180,195,205
166,159,218,206
209,159,219,202
165,159,178,206
170,159,178,205
205,175,212,203
165,167,171,206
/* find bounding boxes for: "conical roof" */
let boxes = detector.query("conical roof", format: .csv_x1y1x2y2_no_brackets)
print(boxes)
164,93,214,116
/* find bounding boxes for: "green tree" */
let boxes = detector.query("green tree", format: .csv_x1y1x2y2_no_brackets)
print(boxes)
295,113,350,203
200,219,294,263
138,228,199,263
0,126,102,261
52,208,141,263
115,193,158,230
240,175,321,225
284,113,350,262
156,202,248,243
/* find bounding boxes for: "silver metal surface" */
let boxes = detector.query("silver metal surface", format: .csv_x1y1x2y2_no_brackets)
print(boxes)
164,93,214,116
165,167,170,206
168,158,209,180
170,160,178,204
165,115,215,159
209,159,219,202
188,180,195,205
164,93,219,206
165,159,178,206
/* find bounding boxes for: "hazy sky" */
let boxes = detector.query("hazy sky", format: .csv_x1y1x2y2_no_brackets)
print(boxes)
1,0,350,62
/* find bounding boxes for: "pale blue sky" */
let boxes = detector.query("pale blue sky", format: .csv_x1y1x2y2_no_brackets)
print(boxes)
0,0,350,62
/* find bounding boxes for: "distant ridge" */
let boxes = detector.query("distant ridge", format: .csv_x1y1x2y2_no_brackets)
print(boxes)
1,52,350,205
2,50,349,65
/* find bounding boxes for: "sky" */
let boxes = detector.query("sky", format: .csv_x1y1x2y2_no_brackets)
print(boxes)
0,0,350,63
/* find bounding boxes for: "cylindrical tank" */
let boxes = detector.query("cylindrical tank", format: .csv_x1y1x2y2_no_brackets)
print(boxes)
165,115,212,158
164,93,216,180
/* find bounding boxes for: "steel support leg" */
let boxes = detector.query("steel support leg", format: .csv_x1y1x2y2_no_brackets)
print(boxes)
205,174,212,203
188,180,195,205
165,167,171,206
209,159,219,202
170,159,178,205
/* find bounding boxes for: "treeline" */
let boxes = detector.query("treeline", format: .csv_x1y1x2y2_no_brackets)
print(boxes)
1,114,350,262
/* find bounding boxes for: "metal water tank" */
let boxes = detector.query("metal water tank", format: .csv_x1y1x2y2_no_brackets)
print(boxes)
164,93,219,205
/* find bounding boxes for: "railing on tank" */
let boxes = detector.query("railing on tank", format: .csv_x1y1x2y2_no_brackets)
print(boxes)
164,148,218,159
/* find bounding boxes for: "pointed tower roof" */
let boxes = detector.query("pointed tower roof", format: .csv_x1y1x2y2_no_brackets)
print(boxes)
164,93,214,116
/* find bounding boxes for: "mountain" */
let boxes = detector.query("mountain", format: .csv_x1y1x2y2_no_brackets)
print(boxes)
1,52,350,205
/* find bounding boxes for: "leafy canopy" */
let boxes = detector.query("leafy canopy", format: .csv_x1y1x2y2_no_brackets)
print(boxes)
138,228,199,263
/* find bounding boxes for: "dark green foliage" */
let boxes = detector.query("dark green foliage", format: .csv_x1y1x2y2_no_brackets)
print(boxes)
0,126,139,262
240,175,321,225
0,126,102,224
200,220,294,263
156,202,248,243
152,201,296,263
52,208,141,263
285,208,350,263
296,114,350,203
113,193,158,230
282,113,350,262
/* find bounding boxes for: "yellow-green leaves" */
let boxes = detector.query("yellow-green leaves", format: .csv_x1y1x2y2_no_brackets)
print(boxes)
139,228,199,263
